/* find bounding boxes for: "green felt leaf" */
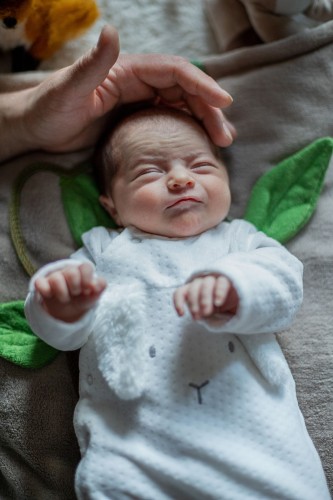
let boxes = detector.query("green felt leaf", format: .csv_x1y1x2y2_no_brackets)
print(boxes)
0,301,58,369
60,170,117,246
244,137,333,243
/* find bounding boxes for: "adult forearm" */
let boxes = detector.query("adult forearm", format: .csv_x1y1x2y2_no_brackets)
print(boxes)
0,89,35,163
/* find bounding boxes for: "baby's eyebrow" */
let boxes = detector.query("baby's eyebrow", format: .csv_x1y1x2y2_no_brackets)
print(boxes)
127,151,214,171
185,152,211,160
128,155,160,168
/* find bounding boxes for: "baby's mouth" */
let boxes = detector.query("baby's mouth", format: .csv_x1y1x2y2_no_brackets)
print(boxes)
167,197,201,209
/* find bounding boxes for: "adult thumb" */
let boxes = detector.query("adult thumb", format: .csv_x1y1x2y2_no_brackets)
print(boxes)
63,25,120,98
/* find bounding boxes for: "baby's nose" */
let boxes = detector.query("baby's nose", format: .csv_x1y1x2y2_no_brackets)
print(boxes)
168,179,194,190
167,175,195,190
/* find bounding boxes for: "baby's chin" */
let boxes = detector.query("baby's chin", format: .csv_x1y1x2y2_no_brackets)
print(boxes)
143,217,225,239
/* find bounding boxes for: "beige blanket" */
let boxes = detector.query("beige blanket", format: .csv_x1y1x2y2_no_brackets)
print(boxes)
202,21,333,494
0,16,332,500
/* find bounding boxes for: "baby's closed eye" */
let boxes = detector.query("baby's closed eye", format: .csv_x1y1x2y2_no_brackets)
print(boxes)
190,162,218,172
132,166,163,180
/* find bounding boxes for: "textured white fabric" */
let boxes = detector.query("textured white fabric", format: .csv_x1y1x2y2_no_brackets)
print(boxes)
25,220,330,500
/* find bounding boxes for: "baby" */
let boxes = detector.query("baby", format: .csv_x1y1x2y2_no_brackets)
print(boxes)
25,105,330,499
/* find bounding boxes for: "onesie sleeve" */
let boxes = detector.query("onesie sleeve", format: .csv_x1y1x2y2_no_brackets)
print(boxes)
24,226,114,351
24,259,96,351
192,220,303,335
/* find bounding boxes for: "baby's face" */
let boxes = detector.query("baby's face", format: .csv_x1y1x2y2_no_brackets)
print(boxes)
101,112,231,238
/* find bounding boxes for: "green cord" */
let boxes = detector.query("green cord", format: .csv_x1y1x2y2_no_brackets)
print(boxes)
9,162,87,277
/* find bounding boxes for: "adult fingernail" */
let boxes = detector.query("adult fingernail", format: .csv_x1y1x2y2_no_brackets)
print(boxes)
223,91,233,104
223,122,233,143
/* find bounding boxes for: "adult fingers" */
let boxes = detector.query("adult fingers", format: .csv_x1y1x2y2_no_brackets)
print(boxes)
128,54,233,108
152,88,236,147
151,88,235,147
185,94,234,147
60,25,120,101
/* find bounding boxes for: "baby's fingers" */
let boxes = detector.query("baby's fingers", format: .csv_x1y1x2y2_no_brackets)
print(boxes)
184,278,203,319
34,276,53,299
213,276,230,308
62,266,84,297
178,277,216,320
45,271,72,303
174,277,216,319
196,276,216,318
78,262,106,296
173,285,188,317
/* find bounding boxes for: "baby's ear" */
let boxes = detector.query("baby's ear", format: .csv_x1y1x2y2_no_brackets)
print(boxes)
99,195,121,225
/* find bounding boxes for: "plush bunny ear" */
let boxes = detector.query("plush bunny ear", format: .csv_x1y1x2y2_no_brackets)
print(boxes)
237,333,290,388
93,284,147,400
244,137,333,243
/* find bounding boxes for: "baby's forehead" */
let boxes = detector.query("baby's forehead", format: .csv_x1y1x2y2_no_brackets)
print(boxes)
112,107,209,145
123,107,197,128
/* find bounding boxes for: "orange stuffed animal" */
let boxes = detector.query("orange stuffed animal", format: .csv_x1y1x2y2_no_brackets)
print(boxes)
0,0,99,71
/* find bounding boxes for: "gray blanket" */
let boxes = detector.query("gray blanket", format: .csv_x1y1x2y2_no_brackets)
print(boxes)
0,20,332,500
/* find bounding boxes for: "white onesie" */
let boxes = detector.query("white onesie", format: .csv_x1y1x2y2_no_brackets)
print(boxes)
25,219,330,500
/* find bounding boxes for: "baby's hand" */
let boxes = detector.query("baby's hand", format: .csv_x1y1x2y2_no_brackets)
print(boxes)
34,262,107,323
173,275,239,320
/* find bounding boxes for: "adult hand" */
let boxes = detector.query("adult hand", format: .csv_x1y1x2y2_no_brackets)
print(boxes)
1,25,235,161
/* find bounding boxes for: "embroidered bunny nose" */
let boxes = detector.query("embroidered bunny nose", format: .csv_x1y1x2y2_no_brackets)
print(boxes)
3,17,17,29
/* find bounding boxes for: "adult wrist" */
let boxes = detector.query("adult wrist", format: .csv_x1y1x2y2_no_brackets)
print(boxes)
0,88,37,163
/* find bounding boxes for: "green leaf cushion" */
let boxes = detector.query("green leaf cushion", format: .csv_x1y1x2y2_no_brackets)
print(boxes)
244,137,333,242
0,301,58,369
60,171,116,247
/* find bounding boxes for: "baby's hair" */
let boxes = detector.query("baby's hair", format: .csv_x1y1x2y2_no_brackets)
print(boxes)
93,101,153,195
93,101,221,195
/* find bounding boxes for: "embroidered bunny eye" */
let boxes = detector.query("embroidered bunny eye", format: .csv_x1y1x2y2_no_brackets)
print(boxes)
228,341,235,353
149,345,156,358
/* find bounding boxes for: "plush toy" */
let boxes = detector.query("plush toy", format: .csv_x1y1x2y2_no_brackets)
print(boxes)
0,0,99,71
204,0,333,52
